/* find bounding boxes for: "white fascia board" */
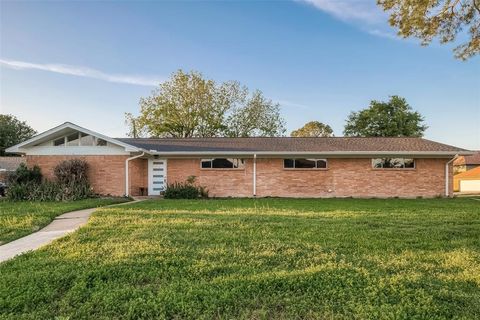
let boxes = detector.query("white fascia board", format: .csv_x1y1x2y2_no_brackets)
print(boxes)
5,122,141,154
146,150,474,157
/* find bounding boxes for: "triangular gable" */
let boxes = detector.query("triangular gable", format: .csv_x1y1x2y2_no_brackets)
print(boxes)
6,122,141,154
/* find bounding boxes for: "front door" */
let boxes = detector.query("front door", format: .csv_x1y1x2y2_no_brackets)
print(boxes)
148,158,167,195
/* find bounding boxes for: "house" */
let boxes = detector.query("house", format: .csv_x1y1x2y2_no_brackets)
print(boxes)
6,122,473,198
453,166,480,193
453,151,480,174
0,156,26,182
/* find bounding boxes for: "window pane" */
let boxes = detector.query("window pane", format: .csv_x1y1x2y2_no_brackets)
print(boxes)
380,158,395,168
96,138,107,146
79,134,95,146
404,159,415,168
295,159,316,168
201,159,212,168
316,159,327,168
372,159,383,168
391,158,404,168
54,137,65,146
233,159,245,169
66,133,79,146
212,158,234,168
284,159,294,168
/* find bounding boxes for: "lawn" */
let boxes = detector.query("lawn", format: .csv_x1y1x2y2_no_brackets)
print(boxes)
1,198,479,319
0,197,128,244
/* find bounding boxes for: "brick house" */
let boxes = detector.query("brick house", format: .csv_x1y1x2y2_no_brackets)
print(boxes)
6,122,473,198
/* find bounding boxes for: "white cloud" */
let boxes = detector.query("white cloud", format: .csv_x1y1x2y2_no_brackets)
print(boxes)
297,0,399,40
0,58,163,86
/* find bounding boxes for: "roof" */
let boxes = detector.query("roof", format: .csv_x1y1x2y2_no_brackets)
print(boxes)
116,137,471,156
454,151,480,166
454,166,480,179
0,156,25,171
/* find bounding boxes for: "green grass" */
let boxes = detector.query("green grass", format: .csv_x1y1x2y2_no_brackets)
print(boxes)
0,197,128,244
1,198,479,319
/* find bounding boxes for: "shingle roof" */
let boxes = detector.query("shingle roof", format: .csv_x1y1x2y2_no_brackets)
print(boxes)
454,151,480,166
116,137,469,154
0,156,25,171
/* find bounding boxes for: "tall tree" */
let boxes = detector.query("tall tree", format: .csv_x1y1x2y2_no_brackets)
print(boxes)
224,90,286,137
343,96,428,137
377,0,480,60
0,114,37,156
128,70,286,138
291,121,334,137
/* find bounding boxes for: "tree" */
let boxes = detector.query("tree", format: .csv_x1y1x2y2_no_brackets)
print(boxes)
128,70,286,138
291,121,334,137
343,96,428,137
377,0,480,60
224,90,286,137
0,114,37,156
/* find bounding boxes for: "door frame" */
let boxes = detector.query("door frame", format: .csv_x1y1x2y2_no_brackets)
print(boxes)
148,158,167,195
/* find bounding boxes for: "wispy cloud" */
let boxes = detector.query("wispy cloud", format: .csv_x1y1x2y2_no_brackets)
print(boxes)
277,99,313,110
0,58,163,86
297,0,398,40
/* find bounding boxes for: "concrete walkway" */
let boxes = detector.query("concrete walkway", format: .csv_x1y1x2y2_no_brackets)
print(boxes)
0,200,141,263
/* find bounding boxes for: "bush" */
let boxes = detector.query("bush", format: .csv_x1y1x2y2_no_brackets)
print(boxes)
7,163,42,185
164,176,208,199
6,159,94,201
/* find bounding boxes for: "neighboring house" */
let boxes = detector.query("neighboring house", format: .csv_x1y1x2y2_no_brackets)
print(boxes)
0,156,25,182
6,122,473,198
453,151,480,174
453,166,480,193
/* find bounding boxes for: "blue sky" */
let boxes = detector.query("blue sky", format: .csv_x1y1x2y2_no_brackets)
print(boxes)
1,0,479,149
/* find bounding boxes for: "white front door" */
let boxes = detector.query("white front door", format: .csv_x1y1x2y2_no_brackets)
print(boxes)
148,158,167,195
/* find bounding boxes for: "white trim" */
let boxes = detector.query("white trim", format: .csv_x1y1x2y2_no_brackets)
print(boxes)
253,154,257,197
125,152,145,196
146,150,473,157
5,122,141,154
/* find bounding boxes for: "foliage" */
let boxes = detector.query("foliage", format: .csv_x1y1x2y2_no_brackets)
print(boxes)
290,121,334,137
343,95,428,137
7,159,93,202
164,176,208,199
0,198,479,318
0,114,37,156
0,198,128,244
128,70,286,138
377,0,480,60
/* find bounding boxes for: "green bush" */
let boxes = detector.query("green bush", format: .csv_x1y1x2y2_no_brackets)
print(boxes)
7,159,94,201
164,176,208,199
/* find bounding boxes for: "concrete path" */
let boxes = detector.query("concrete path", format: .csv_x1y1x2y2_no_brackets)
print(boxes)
0,200,141,263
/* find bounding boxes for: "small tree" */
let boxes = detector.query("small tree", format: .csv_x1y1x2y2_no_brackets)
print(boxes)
0,114,36,156
343,96,427,137
291,121,334,137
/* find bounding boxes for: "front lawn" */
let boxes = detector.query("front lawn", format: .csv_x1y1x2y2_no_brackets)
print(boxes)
1,198,479,319
0,197,128,244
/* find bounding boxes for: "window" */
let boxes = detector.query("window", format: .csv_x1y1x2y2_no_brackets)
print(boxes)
66,133,80,146
53,137,65,146
201,158,245,169
284,159,328,169
96,138,107,146
372,158,415,169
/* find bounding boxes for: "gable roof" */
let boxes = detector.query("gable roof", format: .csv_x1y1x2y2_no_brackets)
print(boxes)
117,137,471,156
454,151,480,166
5,122,140,154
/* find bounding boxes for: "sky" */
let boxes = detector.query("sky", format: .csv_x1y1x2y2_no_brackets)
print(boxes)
0,0,479,149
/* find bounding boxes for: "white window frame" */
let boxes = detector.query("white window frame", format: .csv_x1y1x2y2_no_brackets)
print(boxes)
200,158,246,170
283,158,328,170
371,158,416,169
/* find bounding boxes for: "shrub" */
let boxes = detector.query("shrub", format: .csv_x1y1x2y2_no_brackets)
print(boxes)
164,176,208,199
7,159,94,201
7,163,42,185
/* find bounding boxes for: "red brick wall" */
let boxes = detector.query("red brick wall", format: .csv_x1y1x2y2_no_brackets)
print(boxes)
26,155,147,196
168,157,452,198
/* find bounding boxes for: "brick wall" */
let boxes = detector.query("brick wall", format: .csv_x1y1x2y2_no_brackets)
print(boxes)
168,157,452,198
26,155,147,196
